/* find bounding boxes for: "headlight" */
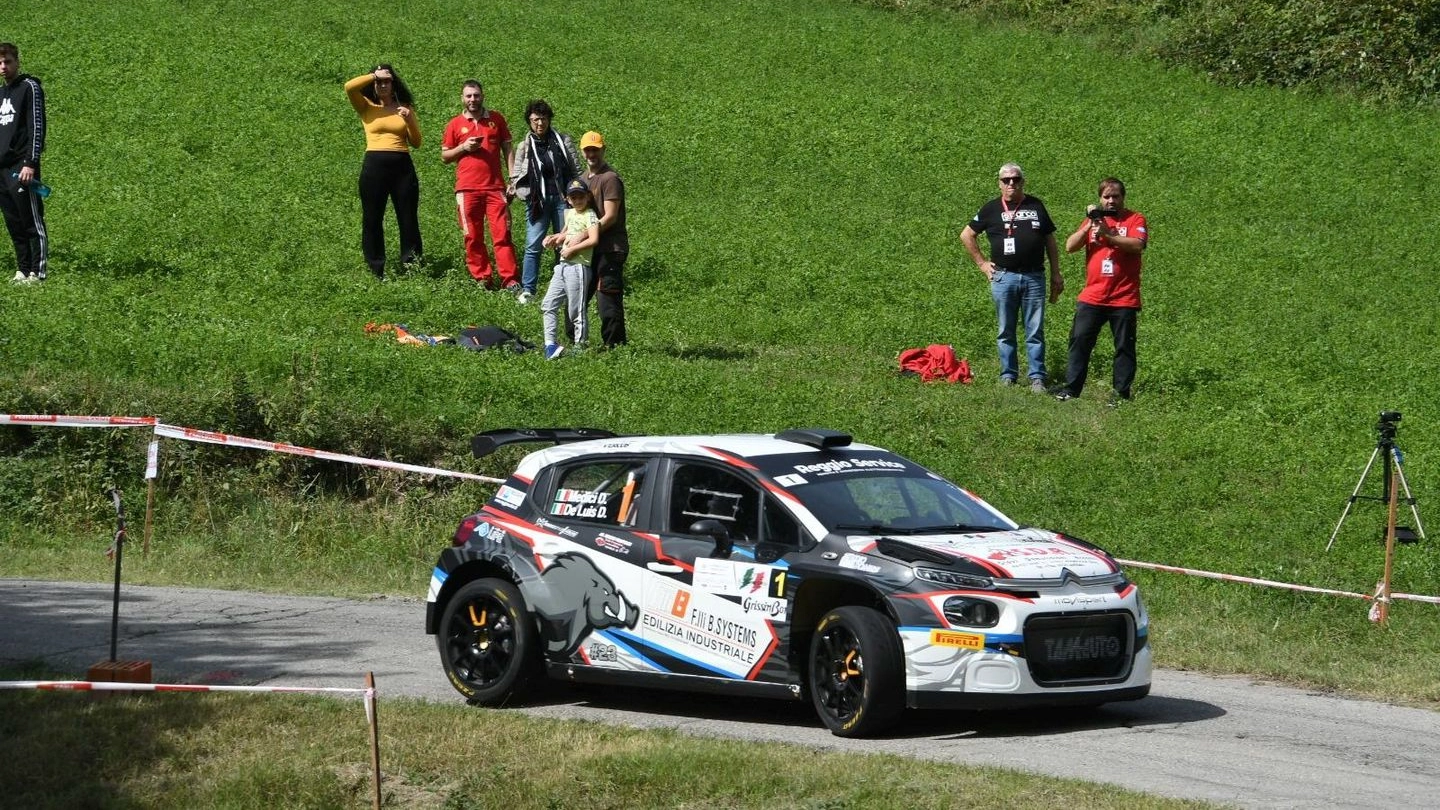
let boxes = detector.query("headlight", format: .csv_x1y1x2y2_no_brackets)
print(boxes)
943,596,999,628
914,566,994,590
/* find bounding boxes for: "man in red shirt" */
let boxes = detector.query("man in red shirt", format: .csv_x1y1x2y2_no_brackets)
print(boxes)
1054,178,1148,403
441,80,517,289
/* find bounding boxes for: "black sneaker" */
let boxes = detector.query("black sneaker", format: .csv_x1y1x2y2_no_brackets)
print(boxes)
1054,390,1077,401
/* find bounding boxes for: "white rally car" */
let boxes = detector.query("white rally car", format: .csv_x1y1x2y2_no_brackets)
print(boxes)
426,428,1151,736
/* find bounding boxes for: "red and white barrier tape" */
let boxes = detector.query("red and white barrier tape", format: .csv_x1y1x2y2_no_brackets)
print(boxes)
0,414,156,428
2,413,504,484
153,423,504,484
0,680,373,696
1119,559,1440,605
1,679,381,726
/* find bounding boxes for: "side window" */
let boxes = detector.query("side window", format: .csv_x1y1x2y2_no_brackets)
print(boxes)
669,464,760,544
761,496,804,548
549,460,648,527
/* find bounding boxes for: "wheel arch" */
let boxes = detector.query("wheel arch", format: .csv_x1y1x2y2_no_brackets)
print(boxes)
788,576,895,673
428,558,525,635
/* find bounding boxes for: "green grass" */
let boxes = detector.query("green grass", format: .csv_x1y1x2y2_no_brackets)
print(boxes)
3,0,1439,733
0,667,1214,809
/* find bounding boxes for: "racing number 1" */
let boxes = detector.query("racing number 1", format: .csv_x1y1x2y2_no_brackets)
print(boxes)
770,571,786,598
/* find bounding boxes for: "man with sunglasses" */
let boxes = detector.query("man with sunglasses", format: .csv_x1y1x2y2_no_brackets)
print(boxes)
960,163,1062,392
1053,178,1148,404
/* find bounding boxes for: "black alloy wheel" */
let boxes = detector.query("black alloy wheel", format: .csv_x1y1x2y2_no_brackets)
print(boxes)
806,606,904,737
437,578,539,705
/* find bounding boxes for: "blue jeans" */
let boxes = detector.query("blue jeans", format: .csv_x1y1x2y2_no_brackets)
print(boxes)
990,269,1047,381
522,195,568,295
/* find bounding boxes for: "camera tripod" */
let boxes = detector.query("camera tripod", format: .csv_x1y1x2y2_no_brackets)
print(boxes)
1326,413,1425,552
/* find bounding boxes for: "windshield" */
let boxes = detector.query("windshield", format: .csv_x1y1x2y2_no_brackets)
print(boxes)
790,472,1014,534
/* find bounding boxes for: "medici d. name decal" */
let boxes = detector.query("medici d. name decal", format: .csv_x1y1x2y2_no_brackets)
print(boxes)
550,487,611,520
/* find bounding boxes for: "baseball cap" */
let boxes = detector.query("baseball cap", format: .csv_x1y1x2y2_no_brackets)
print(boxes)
580,131,605,149
565,179,590,196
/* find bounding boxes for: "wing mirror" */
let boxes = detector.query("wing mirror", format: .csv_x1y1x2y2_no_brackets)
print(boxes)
689,519,734,559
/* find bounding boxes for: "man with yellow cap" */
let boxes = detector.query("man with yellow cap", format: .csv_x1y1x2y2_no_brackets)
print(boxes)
577,131,628,347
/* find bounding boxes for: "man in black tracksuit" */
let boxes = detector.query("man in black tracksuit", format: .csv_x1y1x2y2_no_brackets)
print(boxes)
0,42,48,284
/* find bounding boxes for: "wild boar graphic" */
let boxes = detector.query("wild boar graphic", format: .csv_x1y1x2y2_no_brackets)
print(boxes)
530,552,639,657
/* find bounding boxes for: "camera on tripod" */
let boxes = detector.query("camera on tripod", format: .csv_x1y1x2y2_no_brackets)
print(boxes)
1328,409,1424,551
1377,410,1401,440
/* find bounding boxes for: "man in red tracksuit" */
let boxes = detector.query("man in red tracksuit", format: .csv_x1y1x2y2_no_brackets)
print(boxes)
441,80,518,289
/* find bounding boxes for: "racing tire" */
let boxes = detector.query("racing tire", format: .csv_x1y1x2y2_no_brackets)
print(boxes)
806,606,905,737
437,578,540,706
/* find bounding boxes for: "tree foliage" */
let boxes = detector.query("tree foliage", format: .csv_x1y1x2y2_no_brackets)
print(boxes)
864,0,1440,104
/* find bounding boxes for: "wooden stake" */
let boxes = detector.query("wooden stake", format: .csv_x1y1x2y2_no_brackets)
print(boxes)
366,671,382,810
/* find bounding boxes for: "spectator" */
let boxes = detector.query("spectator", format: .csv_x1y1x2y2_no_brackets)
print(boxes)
511,100,580,305
539,179,600,360
441,80,518,290
344,64,422,280
959,163,1062,392
1054,178,1149,404
0,43,47,285
579,131,628,348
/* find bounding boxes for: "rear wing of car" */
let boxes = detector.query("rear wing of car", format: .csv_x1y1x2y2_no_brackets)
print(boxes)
470,427,619,459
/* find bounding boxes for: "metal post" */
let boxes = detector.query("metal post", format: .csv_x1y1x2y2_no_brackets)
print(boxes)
106,489,127,662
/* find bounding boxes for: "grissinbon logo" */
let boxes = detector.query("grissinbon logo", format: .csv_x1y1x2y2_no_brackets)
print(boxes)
930,630,984,650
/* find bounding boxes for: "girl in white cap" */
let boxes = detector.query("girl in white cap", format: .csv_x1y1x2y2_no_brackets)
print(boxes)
539,178,600,359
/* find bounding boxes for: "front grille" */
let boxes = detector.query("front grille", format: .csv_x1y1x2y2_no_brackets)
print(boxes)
1023,611,1134,685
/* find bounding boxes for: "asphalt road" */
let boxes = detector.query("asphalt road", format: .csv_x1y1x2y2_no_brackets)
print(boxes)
3,578,1437,808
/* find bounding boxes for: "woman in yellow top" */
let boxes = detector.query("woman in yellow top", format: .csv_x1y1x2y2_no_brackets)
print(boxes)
345,64,422,279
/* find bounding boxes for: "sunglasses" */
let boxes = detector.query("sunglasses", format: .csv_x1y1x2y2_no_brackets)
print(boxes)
999,177,1023,185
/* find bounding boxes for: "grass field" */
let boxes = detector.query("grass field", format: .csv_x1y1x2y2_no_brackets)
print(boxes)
0,669,1214,809
2,0,1439,802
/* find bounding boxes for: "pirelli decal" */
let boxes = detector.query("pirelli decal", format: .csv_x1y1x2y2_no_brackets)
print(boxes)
930,630,985,650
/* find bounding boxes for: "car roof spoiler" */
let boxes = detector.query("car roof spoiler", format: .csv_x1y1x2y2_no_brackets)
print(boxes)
471,428,619,459
775,428,852,449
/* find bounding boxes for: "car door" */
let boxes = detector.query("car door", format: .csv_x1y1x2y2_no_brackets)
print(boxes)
523,456,657,668
637,459,802,683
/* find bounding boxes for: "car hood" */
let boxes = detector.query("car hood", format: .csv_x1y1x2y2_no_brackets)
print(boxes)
852,527,1119,580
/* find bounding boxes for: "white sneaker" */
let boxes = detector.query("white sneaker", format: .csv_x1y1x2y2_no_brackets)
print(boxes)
11,271,25,284
516,291,532,305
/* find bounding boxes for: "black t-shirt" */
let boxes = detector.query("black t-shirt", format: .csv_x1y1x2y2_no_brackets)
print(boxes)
968,195,1056,271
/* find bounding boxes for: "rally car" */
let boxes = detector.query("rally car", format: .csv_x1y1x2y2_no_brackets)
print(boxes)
426,428,1150,736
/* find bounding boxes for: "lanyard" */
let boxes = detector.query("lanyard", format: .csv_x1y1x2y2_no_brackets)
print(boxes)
1000,194,1023,236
